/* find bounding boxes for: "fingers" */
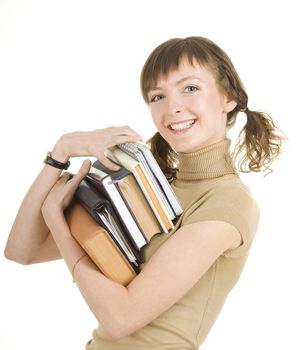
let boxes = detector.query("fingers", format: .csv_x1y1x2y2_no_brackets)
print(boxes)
117,125,143,140
105,129,143,149
70,160,92,184
57,172,73,185
55,126,143,173
100,126,142,170
59,159,91,187
113,134,142,145
63,172,73,181
97,156,121,171
78,159,92,176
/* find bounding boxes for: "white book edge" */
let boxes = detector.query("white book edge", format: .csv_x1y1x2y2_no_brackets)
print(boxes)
105,148,170,233
101,177,148,249
96,211,137,265
117,142,181,217
135,142,183,216
135,154,175,219
89,166,148,249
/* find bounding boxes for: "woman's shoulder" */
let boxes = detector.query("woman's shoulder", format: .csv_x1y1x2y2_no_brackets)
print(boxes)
183,173,259,209
214,174,258,203
174,173,259,222
181,174,260,255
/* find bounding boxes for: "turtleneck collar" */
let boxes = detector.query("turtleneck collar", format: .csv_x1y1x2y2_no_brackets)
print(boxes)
176,138,236,181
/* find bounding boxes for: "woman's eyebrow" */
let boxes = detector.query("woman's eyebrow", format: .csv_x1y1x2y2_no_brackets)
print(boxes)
175,75,201,85
149,75,201,92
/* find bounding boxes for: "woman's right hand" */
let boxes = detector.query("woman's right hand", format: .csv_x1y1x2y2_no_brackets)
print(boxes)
52,126,143,170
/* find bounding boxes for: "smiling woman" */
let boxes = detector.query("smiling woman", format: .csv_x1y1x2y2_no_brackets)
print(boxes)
147,57,236,152
141,37,284,179
4,36,285,350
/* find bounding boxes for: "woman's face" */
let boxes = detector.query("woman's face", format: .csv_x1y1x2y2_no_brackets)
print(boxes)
148,57,236,153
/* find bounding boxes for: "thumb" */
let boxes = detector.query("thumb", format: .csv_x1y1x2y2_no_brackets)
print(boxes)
79,159,92,175
72,159,92,184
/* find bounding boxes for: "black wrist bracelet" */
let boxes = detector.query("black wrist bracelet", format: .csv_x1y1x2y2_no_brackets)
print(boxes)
44,152,70,170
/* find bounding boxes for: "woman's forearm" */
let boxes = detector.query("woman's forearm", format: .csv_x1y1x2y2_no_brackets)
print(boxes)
4,143,68,264
45,209,129,340
5,127,142,264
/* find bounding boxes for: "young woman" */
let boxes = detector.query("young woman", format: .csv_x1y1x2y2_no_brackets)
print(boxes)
4,36,284,349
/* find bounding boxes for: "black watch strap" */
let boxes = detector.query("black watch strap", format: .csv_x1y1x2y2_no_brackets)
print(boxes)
44,152,70,170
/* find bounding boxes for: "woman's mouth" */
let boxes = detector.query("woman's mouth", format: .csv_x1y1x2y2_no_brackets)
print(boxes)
168,119,196,133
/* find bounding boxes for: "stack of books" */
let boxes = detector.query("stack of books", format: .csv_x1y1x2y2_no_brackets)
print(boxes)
65,141,183,286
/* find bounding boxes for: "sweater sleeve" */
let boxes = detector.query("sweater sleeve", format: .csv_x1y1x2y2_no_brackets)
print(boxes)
182,183,260,257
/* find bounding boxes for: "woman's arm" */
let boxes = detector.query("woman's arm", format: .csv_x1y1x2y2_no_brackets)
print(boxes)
41,164,242,341
4,127,142,265
4,147,67,264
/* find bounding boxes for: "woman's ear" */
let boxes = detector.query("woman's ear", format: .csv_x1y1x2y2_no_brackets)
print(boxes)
223,99,237,113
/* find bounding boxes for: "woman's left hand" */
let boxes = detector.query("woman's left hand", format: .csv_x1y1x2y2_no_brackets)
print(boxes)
41,160,91,227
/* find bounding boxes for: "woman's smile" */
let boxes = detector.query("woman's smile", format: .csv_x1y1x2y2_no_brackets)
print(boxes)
168,119,196,133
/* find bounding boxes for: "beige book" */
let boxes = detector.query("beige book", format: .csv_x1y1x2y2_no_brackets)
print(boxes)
116,175,162,241
105,147,174,232
66,202,137,286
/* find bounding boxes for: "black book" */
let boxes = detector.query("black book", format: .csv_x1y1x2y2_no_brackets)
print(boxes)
75,179,142,270
86,160,148,251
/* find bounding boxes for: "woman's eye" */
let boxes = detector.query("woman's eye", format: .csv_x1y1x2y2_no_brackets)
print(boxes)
184,86,198,93
150,95,163,103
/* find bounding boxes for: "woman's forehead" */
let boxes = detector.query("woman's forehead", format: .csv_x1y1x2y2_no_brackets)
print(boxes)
150,57,215,87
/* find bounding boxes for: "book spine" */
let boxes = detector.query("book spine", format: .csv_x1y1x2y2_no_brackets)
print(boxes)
102,177,148,250
118,144,176,220
137,144,183,216
119,142,183,217
86,175,148,251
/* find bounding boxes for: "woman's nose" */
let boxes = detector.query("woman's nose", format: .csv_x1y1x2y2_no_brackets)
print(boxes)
165,93,184,115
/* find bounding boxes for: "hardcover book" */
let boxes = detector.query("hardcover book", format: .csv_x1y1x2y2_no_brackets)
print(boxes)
105,145,179,232
117,141,182,216
86,162,148,251
74,179,142,266
66,201,137,286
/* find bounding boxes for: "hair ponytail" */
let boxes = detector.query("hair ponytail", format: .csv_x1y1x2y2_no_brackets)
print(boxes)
233,109,285,173
147,132,177,181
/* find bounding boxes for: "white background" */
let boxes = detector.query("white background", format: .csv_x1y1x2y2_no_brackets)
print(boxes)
0,0,307,349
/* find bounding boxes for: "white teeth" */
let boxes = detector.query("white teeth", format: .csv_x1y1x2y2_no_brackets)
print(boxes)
169,120,195,131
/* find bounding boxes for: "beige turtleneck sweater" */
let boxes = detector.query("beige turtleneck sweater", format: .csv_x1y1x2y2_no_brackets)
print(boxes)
86,139,260,350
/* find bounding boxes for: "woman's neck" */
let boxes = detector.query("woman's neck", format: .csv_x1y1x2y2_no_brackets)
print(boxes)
176,138,236,181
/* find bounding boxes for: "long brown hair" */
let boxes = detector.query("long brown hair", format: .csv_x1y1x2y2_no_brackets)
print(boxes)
140,36,285,178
